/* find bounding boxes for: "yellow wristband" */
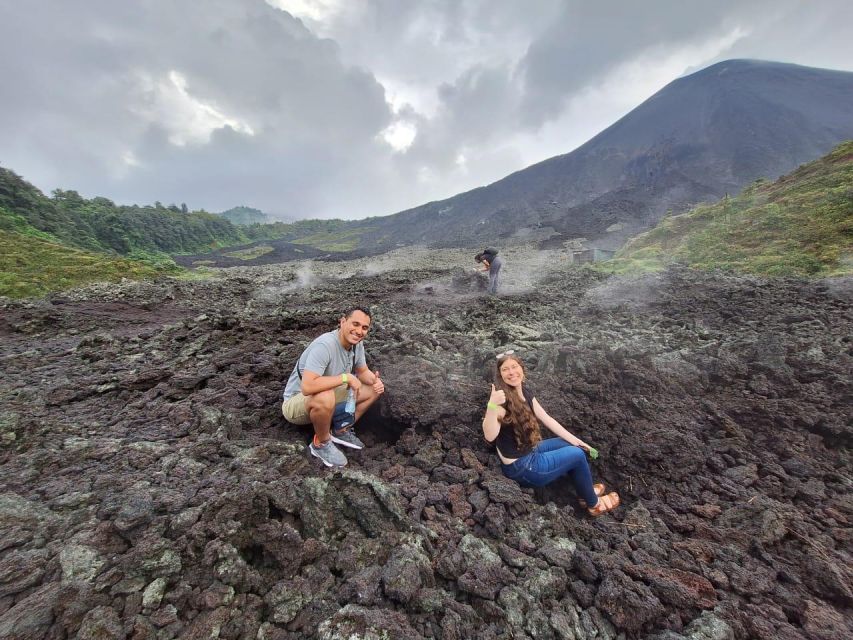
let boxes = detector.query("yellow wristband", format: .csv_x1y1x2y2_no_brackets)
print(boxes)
487,402,499,411
341,373,348,384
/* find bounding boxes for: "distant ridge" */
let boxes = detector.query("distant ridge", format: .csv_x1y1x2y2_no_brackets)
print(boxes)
218,206,270,226
354,59,853,250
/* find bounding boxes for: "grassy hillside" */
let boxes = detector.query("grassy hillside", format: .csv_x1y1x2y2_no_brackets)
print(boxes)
0,168,302,297
0,168,368,296
606,141,853,277
0,228,175,298
0,167,362,256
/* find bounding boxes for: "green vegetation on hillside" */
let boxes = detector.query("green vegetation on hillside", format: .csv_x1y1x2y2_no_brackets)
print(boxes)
0,167,373,296
239,218,369,251
0,168,253,256
223,244,275,260
606,141,853,277
0,229,174,298
290,227,367,252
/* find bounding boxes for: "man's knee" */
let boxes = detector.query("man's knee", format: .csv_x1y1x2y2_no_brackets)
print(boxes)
307,390,336,413
358,385,379,406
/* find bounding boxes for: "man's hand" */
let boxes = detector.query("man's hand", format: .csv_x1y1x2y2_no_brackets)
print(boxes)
346,373,363,398
372,369,385,395
489,384,506,406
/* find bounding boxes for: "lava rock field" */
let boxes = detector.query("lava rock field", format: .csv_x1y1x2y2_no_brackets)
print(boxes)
1,247,851,639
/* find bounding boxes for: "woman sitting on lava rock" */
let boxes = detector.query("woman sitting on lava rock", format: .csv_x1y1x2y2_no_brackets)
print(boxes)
483,351,620,516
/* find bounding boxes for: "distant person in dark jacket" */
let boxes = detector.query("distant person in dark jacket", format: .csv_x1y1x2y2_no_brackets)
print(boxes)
482,351,620,517
475,247,503,295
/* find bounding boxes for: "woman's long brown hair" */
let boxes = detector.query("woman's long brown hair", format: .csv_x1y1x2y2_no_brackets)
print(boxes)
495,355,542,451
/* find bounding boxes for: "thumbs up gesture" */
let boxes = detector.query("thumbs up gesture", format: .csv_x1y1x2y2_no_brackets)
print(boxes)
489,383,506,406
372,369,385,395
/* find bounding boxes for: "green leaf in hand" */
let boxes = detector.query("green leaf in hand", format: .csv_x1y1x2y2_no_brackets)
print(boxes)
588,447,599,460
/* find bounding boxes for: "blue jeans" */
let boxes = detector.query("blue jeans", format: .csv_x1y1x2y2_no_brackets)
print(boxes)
502,438,598,507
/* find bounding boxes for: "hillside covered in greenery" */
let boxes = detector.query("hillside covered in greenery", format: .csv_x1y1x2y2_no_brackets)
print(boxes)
607,140,853,277
0,168,268,297
0,168,257,256
0,167,374,297
0,229,172,298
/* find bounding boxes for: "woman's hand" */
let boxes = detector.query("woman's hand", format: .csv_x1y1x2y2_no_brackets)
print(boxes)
482,384,504,442
578,442,599,459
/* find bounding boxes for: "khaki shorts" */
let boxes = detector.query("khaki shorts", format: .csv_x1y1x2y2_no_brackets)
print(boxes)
282,384,349,425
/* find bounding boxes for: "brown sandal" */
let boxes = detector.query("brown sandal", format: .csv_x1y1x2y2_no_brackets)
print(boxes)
578,483,606,508
588,492,620,517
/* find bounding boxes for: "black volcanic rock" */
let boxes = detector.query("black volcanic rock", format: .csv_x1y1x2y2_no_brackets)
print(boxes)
0,252,851,639
357,60,853,249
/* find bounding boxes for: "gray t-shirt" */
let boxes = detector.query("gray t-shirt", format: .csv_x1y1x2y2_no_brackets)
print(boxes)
282,329,367,400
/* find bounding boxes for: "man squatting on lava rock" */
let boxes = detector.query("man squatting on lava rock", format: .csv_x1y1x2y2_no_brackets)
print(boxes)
281,306,384,468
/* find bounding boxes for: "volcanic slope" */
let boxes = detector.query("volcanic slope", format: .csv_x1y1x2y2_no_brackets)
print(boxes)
0,251,851,639
353,59,853,250
610,139,853,277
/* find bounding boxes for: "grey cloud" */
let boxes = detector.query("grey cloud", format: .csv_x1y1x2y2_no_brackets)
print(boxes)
436,65,519,143
319,0,561,105
1,0,852,221
517,0,758,126
0,0,394,217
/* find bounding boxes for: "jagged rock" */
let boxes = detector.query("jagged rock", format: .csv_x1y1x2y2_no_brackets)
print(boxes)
522,565,568,600
0,582,60,640
340,566,383,605
180,607,231,640
550,606,584,640
682,612,735,640
0,548,48,597
801,598,851,640
539,537,577,569
149,604,178,627
141,577,167,609
198,582,235,609
0,411,19,446
481,475,529,505
0,493,61,547
627,564,716,609
801,557,853,606
454,535,515,599
317,604,423,640
596,570,666,633
76,605,125,640
297,470,409,542
113,490,155,533
264,579,308,624
1,254,850,639
59,543,105,584
381,539,434,603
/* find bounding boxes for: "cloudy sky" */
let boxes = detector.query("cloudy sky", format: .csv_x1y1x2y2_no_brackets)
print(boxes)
1,1,851,220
